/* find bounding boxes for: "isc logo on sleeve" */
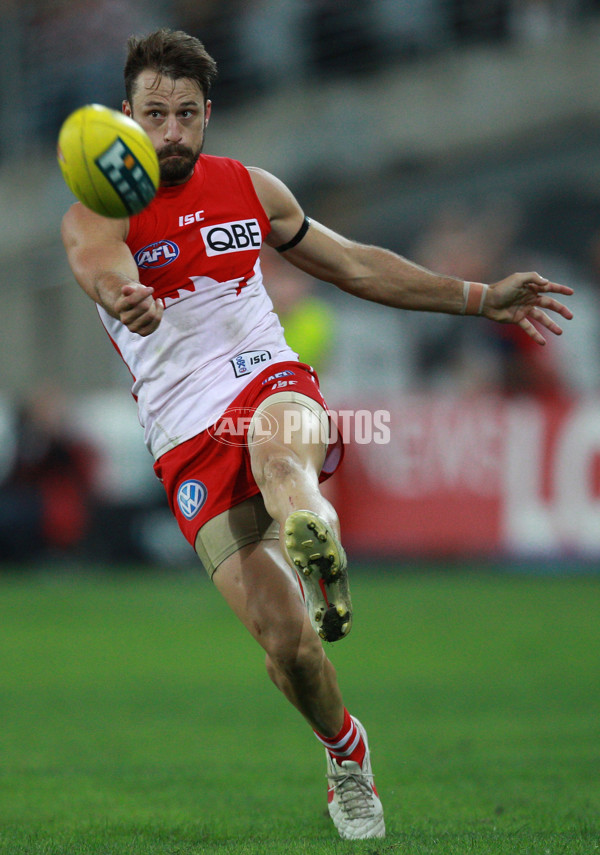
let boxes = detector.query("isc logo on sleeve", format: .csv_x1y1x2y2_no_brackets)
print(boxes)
200,219,262,256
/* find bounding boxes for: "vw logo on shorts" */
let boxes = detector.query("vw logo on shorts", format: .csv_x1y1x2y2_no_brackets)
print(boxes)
177,479,208,521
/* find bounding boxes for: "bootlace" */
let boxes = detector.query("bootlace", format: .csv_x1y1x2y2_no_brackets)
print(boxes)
328,766,377,819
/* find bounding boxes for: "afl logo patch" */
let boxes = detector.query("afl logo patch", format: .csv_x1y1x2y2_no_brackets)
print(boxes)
177,479,207,521
135,239,180,269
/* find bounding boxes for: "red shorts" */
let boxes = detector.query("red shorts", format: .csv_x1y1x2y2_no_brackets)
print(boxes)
153,361,344,546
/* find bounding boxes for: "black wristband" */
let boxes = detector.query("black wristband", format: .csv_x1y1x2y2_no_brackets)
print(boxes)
275,216,310,253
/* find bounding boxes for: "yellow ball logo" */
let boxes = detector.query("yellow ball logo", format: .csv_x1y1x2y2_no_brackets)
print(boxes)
57,104,160,218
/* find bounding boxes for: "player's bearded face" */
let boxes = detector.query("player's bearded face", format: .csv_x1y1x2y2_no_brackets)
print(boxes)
127,71,210,186
157,142,201,183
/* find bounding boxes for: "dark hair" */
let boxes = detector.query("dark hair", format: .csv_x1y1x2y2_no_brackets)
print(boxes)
124,28,218,104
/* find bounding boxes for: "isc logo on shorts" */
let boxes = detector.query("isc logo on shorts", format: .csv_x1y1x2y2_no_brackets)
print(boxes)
201,219,262,256
177,479,208,521
134,239,180,269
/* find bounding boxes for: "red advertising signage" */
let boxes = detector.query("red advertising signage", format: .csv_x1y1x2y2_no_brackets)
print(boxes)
325,396,600,558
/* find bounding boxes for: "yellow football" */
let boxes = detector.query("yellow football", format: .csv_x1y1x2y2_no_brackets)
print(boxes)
57,104,160,218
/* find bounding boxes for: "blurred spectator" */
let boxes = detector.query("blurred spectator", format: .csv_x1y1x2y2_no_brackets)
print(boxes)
172,0,267,106
408,198,516,393
408,196,572,398
372,0,448,59
501,189,600,397
509,0,585,42
260,248,337,374
237,0,307,89
0,385,97,563
10,0,598,145
25,0,163,144
302,0,381,77
449,0,510,43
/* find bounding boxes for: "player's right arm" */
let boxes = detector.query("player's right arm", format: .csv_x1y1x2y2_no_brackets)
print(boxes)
61,202,163,336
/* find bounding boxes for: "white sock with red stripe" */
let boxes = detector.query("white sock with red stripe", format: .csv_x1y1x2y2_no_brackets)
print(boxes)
314,708,366,767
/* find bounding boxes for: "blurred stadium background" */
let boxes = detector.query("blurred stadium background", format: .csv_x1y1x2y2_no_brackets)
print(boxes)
2,0,600,569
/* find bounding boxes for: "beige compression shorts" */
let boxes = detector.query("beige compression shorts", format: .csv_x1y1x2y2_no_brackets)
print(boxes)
194,391,330,578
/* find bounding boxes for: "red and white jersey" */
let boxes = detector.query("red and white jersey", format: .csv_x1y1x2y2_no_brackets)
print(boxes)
97,155,297,459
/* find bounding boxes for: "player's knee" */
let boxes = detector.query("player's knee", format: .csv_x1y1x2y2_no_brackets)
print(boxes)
253,450,303,491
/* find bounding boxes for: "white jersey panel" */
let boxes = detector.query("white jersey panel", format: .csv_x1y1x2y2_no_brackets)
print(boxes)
98,257,298,459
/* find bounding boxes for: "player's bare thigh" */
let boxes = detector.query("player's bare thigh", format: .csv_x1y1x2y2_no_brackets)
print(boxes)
194,494,307,646
248,395,329,488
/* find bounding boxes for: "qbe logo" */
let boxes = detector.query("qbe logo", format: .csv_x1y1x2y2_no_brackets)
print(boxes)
176,479,208,521
201,219,262,256
135,239,180,269
95,137,156,214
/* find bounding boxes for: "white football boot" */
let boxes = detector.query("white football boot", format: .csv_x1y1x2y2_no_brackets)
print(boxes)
283,509,352,642
326,718,385,840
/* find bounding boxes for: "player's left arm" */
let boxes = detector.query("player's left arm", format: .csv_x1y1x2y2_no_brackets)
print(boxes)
249,167,573,344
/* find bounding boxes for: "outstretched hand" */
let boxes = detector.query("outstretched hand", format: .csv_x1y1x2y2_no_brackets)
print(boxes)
484,272,573,345
114,283,164,336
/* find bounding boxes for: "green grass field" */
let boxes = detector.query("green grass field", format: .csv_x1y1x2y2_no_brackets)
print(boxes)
0,566,598,854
